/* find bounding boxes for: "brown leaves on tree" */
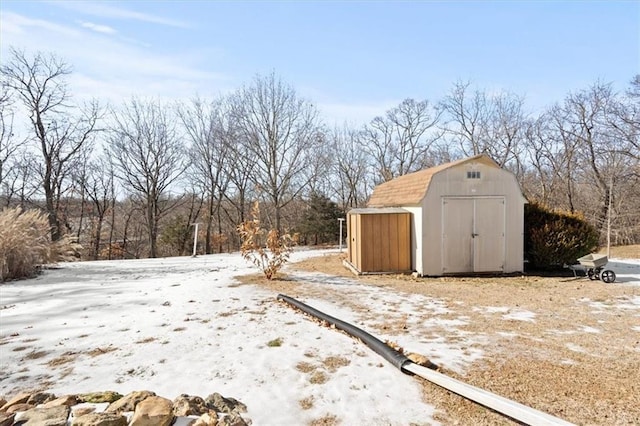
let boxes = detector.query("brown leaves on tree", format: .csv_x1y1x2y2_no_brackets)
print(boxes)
237,202,297,280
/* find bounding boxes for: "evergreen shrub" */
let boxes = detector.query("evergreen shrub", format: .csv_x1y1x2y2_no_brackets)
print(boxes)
524,203,599,270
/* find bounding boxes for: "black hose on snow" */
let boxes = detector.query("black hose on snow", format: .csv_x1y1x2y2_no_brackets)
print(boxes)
277,294,410,370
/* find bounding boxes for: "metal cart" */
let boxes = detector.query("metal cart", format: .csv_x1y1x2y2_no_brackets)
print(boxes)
573,253,616,283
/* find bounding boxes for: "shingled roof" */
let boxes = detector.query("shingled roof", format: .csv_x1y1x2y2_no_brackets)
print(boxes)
367,154,499,207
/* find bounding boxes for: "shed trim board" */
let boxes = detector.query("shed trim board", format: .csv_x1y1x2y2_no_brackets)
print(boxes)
441,196,506,274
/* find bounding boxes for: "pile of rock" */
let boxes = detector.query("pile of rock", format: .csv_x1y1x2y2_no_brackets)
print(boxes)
0,390,250,426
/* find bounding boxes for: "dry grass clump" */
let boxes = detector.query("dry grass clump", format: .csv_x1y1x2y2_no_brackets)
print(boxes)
0,207,81,282
0,207,51,281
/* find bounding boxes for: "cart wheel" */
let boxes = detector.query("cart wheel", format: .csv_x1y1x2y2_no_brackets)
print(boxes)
601,270,616,283
587,269,597,280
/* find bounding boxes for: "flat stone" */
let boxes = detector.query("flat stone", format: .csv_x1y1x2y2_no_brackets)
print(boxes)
0,412,15,426
17,405,70,426
106,391,155,413
172,394,208,416
71,412,128,426
79,392,123,404
129,396,174,426
6,403,35,414
0,392,31,411
27,392,57,405
191,412,218,426
43,395,79,408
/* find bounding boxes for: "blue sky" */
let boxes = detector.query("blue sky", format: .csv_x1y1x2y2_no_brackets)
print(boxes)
1,0,638,125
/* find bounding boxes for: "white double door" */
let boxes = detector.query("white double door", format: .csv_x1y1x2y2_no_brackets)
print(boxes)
442,197,505,273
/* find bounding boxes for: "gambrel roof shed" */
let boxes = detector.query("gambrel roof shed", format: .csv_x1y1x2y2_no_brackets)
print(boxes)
348,154,527,276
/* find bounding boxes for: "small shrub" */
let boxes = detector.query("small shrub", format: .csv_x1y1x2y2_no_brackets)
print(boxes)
0,208,51,281
237,202,297,280
267,337,283,347
524,203,599,270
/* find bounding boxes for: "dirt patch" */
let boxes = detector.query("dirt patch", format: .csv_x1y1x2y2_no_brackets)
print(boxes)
87,346,118,357
296,362,316,373
273,252,640,425
22,350,48,360
299,396,314,410
47,351,78,367
308,370,329,385
309,414,338,426
599,244,640,258
322,356,350,372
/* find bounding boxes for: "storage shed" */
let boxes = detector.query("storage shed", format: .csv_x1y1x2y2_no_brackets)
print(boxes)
346,208,411,274
361,154,527,276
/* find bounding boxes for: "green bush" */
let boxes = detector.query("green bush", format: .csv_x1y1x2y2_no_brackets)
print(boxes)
524,203,599,270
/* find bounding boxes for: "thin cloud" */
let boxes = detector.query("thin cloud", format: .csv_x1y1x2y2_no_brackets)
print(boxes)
80,21,117,35
50,0,191,28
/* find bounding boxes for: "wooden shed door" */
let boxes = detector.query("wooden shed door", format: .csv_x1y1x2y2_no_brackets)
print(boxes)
442,197,505,273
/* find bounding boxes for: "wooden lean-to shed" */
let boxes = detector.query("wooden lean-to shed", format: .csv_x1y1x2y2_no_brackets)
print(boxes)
346,208,411,274
359,154,527,276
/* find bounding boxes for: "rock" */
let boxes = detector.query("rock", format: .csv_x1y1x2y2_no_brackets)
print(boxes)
205,393,247,415
191,411,219,426
6,403,35,414
0,412,15,426
72,406,97,417
0,392,30,411
16,405,70,426
129,396,174,426
27,392,57,405
71,412,128,426
217,413,248,426
105,391,155,413
0,399,7,411
173,394,208,416
79,392,123,404
43,394,80,408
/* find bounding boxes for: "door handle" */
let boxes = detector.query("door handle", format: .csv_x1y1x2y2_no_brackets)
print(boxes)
472,233,479,238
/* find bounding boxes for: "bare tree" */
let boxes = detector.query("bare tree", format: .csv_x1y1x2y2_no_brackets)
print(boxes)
0,91,19,194
179,96,231,254
1,48,100,240
360,98,442,183
108,98,189,258
440,80,489,158
440,81,526,170
330,124,370,208
75,153,115,259
230,73,323,232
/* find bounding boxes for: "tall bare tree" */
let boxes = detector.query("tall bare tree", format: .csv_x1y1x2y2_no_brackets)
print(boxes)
75,153,116,259
0,91,19,194
108,98,188,258
441,80,526,170
1,48,100,240
330,125,370,208
179,96,231,254
230,73,323,232
360,98,442,183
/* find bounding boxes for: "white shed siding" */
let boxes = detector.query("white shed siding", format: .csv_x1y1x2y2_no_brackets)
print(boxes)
402,206,423,273
420,162,525,275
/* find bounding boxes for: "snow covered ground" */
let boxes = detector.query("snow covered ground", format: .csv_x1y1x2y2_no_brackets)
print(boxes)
1,249,638,425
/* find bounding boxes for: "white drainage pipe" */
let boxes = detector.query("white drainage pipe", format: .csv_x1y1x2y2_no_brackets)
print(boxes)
403,362,575,426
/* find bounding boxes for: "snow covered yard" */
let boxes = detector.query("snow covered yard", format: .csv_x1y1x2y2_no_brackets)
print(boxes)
1,249,639,425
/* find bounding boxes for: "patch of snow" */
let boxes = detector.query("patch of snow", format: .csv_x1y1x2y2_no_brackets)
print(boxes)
0,249,451,425
579,326,601,334
632,326,640,332
502,309,536,322
565,343,587,353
